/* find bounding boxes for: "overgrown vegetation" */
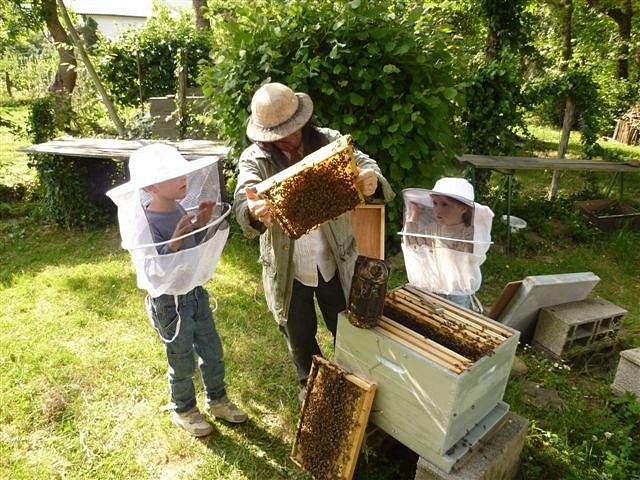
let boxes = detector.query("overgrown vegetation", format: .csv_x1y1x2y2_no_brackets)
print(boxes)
201,0,460,234
95,9,211,107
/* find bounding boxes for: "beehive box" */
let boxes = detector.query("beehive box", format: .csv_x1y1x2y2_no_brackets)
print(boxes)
334,285,519,473
611,347,640,397
575,199,640,231
533,298,626,358
292,356,376,480
254,135,363,239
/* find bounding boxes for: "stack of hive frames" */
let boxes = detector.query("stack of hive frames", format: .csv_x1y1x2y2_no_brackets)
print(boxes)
292,356,376,480
254,135,364,239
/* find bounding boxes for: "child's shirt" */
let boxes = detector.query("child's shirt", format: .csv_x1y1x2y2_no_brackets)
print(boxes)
145,204,199,254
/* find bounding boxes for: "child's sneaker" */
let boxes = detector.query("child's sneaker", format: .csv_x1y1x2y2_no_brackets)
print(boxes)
206,396,248,423
171,407,213,437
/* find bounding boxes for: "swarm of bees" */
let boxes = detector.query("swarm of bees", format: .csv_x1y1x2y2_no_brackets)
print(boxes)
257,135,364,239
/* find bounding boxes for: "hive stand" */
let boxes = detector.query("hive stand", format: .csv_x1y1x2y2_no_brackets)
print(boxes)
414,412,528,480
612,347,640,397
533,298,626,358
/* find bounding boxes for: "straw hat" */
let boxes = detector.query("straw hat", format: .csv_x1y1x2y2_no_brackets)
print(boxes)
246,82,314,142
127,143,216,189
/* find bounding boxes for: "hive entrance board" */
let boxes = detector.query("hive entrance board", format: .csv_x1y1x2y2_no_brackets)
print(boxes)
292,356,376,480
253,135,364,239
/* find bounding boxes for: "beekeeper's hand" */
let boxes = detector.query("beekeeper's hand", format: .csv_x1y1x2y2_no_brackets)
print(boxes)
356,168,378,196
168,215,195,252
193,199,215,228
245,187,272,228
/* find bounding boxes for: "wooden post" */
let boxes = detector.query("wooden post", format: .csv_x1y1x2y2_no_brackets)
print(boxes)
176,50,187,140
5,72,12,97
548,96,575,200
56,0,125,137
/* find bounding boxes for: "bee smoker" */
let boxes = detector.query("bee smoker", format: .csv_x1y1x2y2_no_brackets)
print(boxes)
347,256,389,328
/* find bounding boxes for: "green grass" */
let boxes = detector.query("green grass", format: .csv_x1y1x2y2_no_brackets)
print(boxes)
0,104,34,187
1,112,639,479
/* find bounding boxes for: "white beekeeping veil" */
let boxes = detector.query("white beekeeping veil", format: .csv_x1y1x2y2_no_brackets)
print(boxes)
399,178,494,296
106,144,230,298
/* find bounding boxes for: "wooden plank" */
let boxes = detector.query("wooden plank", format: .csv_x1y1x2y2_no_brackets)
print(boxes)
399,286,513,337
488,281,522,320
376,322,466,374
457,154,640,173
292,355,376,480
379,316,472,366
349,204,385,259
378,318,471,372
394,290,507,342
19,136,229,160
387,294,501,347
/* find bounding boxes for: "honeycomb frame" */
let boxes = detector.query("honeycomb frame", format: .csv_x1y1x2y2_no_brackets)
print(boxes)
254,135,364,239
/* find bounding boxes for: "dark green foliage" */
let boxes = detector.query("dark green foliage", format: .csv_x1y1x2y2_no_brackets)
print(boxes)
27,95,124,228
95,11,211,106
201,0,459,239
461,53,528,156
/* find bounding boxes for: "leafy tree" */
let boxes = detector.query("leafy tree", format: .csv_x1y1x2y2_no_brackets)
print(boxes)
4,0,78,93
201,0,460,237
95,9,211,106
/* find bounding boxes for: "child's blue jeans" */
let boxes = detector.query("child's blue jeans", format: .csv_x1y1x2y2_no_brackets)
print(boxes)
146,286,226,413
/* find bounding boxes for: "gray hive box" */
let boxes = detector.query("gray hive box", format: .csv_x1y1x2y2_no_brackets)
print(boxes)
334,286,520,473
612,348,640,397
533,298,626,358
497,272,600,342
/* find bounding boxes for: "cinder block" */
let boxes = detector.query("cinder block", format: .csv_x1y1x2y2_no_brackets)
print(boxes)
414,412,528,480
533,299,626,358
612,348,640,397
498,272,600,342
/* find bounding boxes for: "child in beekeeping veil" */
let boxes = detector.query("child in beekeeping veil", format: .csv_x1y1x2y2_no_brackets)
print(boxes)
400,177,494,311
106,144,247,438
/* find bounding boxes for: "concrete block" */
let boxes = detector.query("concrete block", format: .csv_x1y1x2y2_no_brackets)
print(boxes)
533,299,626,358
612,348,640,397
414,412,528,480
498,272,600,342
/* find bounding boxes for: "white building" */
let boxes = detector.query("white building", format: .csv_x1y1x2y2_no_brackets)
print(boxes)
64,0,194,41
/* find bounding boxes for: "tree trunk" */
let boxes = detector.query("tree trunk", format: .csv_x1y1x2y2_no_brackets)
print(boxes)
42,0,77,93
586,0,633,79
558,0,573,72
192,0,210,31
57,0,125,137
548,0,574,200
549,96,576,200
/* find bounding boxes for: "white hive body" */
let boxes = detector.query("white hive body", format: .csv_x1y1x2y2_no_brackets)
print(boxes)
334,286,519,473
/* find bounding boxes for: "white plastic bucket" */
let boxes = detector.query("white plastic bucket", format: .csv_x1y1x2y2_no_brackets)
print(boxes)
501,215,527,232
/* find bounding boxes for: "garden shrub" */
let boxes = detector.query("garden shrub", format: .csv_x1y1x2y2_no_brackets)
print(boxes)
201,0,460,242
95,9,211,107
